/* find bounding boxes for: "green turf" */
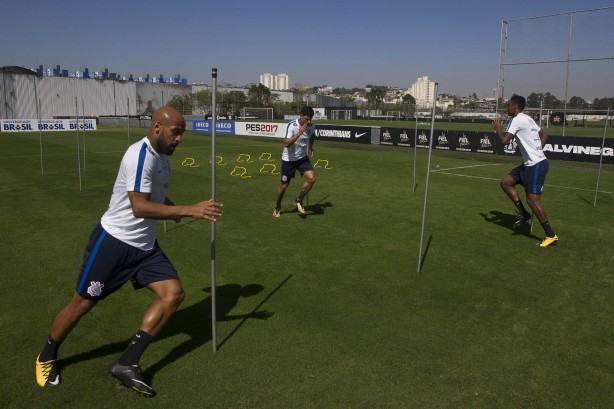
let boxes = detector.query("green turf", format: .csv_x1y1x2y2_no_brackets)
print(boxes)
1,127,613,408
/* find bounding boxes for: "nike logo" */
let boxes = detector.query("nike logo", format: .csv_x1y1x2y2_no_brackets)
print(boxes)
48,375,60,386
136,334,141,338
355,132,367,138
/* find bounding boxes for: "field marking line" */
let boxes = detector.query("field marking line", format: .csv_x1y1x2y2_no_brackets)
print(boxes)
431,163,502,172
435,171,614,194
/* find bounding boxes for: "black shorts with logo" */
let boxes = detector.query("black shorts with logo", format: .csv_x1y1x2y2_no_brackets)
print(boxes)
280,156,314,183
75,223,179,300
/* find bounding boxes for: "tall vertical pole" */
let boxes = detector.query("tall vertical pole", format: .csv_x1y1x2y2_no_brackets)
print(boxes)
34,77,43,175
127,97,131,147
417,83,438,273
413,113,418,193
594,107,610,207
82,98,86,172
75,97,82,192
211,68,218,352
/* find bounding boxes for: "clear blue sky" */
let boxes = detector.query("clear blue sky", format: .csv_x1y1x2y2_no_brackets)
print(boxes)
1,0,612,97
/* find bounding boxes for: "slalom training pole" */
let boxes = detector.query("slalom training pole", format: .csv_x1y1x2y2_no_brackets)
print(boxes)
75,97,82,192
413,113,418,193
211,68,218,352
593,107,610,207
127,97,131,147
417,83,438,273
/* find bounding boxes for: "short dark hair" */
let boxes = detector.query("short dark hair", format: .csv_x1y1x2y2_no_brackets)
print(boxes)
300,106,315,117
510,94,526,111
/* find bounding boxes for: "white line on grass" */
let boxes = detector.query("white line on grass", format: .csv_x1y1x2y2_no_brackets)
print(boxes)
434,171,614,194
431,163,502,172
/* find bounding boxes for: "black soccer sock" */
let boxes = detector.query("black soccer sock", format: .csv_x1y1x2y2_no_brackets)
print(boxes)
514,200,529,216
541,221,555,238
297,191,307,202
275,200,281,209
118,330,154,366
39,335,61,362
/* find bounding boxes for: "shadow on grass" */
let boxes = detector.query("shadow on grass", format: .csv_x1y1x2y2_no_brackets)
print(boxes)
57,278,289,383
418,235,432,274
479,210,541,240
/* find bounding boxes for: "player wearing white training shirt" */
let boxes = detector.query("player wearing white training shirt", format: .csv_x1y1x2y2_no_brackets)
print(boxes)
36,107,223,397
273,106,316,217
101,136,170,250
493,94,558,247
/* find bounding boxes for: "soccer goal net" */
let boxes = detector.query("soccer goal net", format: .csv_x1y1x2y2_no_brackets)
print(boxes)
241,107,273,120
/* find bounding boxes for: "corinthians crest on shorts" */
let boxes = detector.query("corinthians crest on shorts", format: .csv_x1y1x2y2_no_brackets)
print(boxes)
87,281,105,297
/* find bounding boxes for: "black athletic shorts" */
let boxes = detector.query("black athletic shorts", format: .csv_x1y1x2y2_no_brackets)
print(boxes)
75,222,179,300
280,156,314,183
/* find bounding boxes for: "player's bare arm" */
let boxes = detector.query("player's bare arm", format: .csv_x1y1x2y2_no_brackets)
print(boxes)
128,192,223,221
492,118,513,144
283,122,309,148
538,129,548,147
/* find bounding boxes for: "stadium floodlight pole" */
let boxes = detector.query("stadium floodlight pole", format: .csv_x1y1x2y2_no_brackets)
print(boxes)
593,107,610,207
211,68,218,352
417,83,438,274
75,97,82,192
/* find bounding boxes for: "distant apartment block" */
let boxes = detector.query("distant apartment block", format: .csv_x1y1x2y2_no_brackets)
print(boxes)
407,76,435,108
259,72,290,90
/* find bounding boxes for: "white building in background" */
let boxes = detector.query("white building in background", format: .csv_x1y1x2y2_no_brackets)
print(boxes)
407,76,435,108
275,73,289,90
260,72,274,89
259,72,290,90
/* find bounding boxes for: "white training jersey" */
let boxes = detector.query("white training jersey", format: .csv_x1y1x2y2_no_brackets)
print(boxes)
505,112,547,166
282,119,315,161
100,136,170,250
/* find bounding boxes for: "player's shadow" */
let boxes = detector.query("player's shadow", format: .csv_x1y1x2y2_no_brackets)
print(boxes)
56,283,274,380
479,210,541,239
301,194,334,217
143,283,274,379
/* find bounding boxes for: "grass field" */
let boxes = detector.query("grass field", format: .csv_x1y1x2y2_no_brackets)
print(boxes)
1,126,613,408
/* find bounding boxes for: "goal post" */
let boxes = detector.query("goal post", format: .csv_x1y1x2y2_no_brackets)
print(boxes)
241,107,273,120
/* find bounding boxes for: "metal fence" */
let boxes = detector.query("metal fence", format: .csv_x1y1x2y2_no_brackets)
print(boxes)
496,7,614,136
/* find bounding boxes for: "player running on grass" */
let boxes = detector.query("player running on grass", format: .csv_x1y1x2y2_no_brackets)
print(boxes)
273,106,316,217
492,94,558,247
35,107,223,397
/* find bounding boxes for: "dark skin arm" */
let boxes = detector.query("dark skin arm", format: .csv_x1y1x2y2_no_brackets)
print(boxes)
283,121,309,148
128,192,223,222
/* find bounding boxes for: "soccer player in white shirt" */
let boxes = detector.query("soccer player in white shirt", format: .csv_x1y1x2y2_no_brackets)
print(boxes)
273,106,316,217
35,107,223,396
492,94,558,247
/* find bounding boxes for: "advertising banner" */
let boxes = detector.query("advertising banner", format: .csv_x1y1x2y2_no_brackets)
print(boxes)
379,128,613,163
1,119,97,132
314,125,371,144
235,122,286,138
192,120,235,134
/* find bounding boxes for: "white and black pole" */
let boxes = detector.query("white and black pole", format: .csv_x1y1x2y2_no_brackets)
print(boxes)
75,97,82,192
34,75,43,175
417,83,438,273
82,98,86,172
413,111,418,193
593,107,610,207
127,97,131,147
211,68,218,352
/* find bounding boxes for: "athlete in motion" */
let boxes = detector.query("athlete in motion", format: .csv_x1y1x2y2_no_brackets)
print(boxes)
35,107,223,396
492,94,558,247
273,106,316,217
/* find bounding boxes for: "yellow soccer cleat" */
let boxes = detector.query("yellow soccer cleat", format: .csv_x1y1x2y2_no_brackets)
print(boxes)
36,355,61,387
539,235,559,247
294,199,305,215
